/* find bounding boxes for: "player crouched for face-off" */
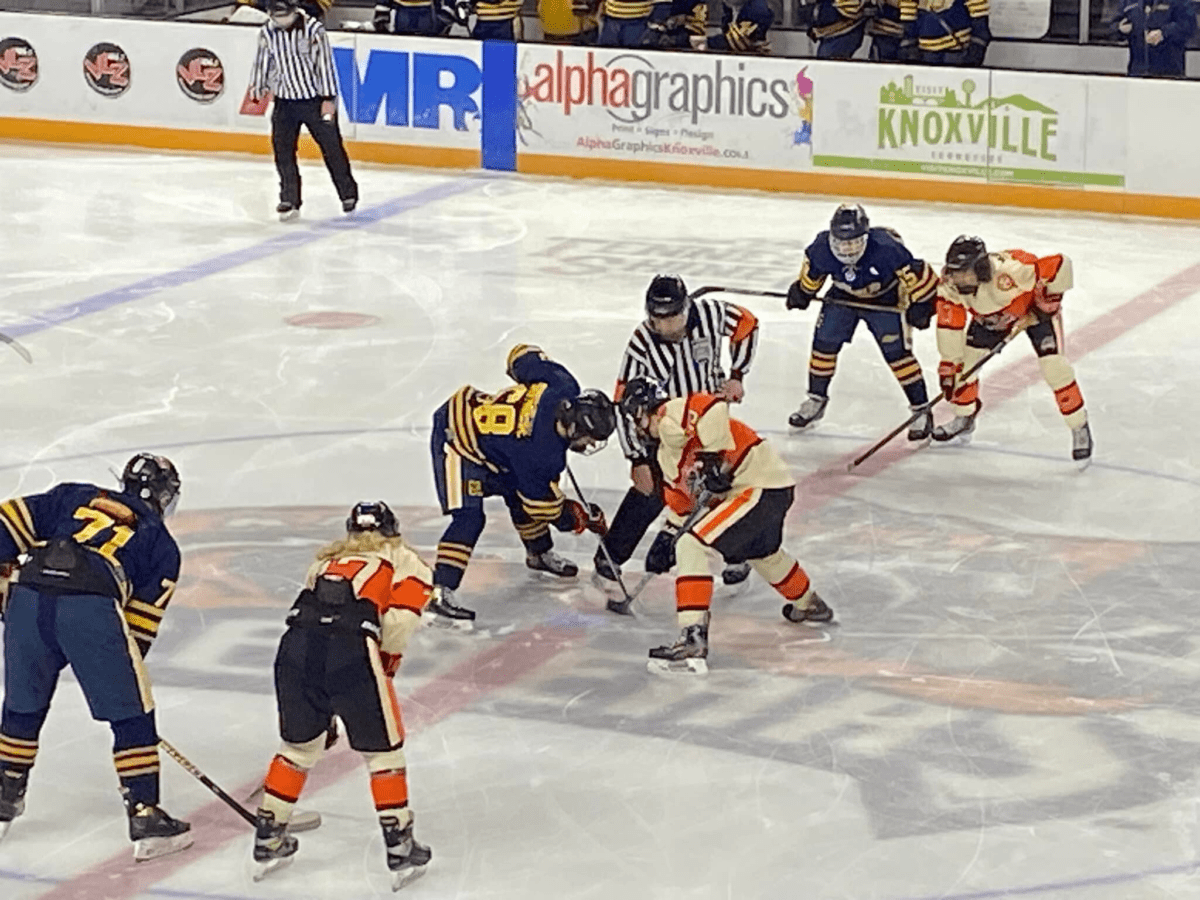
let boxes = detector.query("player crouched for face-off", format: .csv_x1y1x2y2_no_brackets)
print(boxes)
251,502,432,890
426,344,616,630
935,236,1093,466
0,454,191,861
620,378,834,675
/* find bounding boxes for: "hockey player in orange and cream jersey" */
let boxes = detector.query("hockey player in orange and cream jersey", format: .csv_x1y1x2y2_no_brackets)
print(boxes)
619,378,834,674
251,502,433,890
935,235,1093,464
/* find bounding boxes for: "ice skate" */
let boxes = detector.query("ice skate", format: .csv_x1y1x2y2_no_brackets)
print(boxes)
788,394,828,430
0,768,28,843
276,202,299,222
127,800,193,862
721,561,750,586
782,594,835,626
383,817,431,892
647,624,709,675
592,552,622,594
423,586,475,632
252,810,299,881
341,197,357,214
1072,421,1093,469
526,549,578,579
931,401,980,446
907,406,933,442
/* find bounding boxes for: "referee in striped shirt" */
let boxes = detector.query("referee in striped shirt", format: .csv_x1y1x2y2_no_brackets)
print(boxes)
596,274,761,590
249,0,358,221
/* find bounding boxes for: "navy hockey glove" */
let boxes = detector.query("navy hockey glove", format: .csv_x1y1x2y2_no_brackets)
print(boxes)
645,526,679,574
696,452,734,495
905,300,934,330
786,281,812,310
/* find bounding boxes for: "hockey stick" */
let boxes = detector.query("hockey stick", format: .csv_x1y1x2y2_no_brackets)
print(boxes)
564,463,637,616
689,285,902,315
847,313,1036,472
621,488,714,606
0,332,32,365
160,738,257,827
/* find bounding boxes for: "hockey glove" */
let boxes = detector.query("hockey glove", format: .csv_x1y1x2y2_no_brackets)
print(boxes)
381,652,402,678
564,499,608,536
938,360,961,401
645,526,679,574
905,299,934,330
1032,281,1062,316
786,281,812,310
696,452,734,495
324,717,340,750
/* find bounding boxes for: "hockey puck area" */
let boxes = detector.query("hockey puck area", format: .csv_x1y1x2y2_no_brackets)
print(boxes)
284,311,382,330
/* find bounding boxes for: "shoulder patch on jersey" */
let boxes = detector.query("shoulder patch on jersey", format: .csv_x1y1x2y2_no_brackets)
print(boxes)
996,273,1017,291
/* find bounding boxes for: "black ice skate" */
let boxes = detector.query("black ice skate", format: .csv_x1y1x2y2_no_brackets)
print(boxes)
526,549,578,579
908,406,933,442
721,561,751,586
782,594,835,626
1072,421,1093,469
252,810,300,881
0,768,28,843
788,394,828,430
342,197,358,214
276,202,299,222
383,817,432,892
127,800,193,862
647,624,709,675
423,586,475,632
931,400,981,446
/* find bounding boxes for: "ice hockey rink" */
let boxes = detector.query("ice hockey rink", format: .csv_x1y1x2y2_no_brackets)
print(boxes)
2,142,1200,900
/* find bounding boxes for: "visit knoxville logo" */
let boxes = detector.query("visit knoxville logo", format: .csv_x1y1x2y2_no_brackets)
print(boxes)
0,37,38,93
878,75,1059,162
521,50,794,126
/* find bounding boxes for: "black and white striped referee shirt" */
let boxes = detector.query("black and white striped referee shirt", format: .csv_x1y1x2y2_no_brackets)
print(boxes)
614,297,759,461
249,13,339,101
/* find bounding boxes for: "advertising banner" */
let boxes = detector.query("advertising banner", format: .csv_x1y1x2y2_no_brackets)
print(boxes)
516,44,817,171
813,63,1124,188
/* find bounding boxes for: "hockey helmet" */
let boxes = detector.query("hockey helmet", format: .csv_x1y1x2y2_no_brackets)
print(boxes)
828,203,869,266
944,235,992,285
121,453,181,517
618,376,669,430
268,0,300,21
645,274,689,319
346,501,400,537
558,389,617,455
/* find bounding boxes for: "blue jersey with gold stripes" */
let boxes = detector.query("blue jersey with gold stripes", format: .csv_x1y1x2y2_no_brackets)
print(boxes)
912,0,989,53
708,0,773,52
443,345,579,525
1,483,180,655
796,227,938,309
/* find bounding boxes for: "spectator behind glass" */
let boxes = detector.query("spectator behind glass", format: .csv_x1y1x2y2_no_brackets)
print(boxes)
1114,0,1197,77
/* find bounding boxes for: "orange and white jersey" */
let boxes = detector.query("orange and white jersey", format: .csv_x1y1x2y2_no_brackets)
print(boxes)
657,393,793,518
937,250,1072,363
304,542,432,658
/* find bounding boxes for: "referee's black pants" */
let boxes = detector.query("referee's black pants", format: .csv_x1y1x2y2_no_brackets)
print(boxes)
271,98,358,208
596,457,665,567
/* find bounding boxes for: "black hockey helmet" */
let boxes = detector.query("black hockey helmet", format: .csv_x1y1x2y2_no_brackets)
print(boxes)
618,376,669,426
828,203,869,265
121,453,181,517
944,235,992,283
645,274,689,318
558,389,617,454
268,0,299,17
346,501,400,537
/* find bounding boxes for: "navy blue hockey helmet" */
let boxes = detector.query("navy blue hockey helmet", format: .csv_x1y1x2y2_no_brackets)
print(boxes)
618,376,669,427
346,501,400,537
828,203,869,266
645,274,689,318
944,235,992,284
558,389,617,454
121,453,181,517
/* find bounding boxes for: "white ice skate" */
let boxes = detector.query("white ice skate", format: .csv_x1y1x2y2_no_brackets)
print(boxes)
788,394,828,430
1072,421,1093,470
647,624,709,675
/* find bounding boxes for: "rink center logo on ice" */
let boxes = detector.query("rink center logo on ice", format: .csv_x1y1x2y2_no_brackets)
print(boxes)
0,36,38,93
520,50,793,125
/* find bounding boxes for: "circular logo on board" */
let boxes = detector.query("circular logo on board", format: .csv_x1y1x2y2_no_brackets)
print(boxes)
83,42,131,97
176,47,224,103
0,37,38,93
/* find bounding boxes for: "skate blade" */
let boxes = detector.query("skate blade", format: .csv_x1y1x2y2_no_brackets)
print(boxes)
422,613,473,633
253,854,296,882
134,832,194,862
0,820,12,844
392,863,429,892
1074,456,1093,472
288,809,322,833
931,433,972,447
278,210,300,222
646,657,708,675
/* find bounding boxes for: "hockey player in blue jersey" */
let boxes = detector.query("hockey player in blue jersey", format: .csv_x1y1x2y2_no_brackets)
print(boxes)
427,344,617,628
786,204,939,439
707,0,774,52
0,454,192,860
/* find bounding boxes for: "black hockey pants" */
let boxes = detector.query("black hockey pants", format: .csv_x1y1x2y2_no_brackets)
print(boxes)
271,98,358,208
